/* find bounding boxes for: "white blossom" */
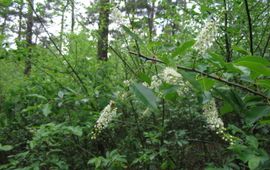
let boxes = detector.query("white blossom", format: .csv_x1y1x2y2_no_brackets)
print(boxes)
150,75,162,89
91,100,117,139
142,82,150,88
123,80,131,86
162,67,182,85
193,19,218,55
203,99,224,131
149,67,190,96
202,99,237,145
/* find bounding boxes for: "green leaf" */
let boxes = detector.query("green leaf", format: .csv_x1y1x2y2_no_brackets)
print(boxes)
172,40,195,57
0,0,12,7
234,61,270,77
248,156,261,170
122,25,151,54
122,25,143,44
0,144,13,151
215,88,246,114
232,46,250,55
66,126,83,136
220,102,234,114
159,84,178,101
246,136,258,148
161,160,175,170
259,118,270,125
27,94,47,101
180,71,201,91
131,83,158,111
234,56,270,66
256,79,270,89
245,106,270,124
42,103,52,117
208,52,227,68
138,73,151,84
198,77,215,91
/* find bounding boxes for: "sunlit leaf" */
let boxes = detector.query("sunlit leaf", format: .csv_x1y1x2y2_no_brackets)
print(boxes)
42,103,52,117
0,144,13,151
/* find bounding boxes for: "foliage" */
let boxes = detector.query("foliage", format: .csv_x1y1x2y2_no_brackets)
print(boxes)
0,0,270,169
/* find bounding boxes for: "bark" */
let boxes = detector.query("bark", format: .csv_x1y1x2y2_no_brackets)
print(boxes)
18,0,24,41
224,0,232,62
97,0,110,60
244,0,254,55
24,0,34,76
71,0,75,32
147,1,155,42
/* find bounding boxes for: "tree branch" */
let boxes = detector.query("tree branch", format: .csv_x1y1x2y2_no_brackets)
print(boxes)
129,51,270,101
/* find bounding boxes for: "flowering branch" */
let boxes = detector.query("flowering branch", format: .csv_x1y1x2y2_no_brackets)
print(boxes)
129,51,270,101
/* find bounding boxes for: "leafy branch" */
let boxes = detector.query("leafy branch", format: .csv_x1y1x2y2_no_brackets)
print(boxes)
129,51,270,101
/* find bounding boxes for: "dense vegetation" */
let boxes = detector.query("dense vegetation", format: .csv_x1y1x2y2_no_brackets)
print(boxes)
0,0,270,169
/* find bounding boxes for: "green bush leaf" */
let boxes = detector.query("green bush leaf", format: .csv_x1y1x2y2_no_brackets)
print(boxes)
27,94,47,101
256,79,270,89
234,61,270,77
245,106,270,124
232,46,250,55
131,83,158,110
208,52,227,68
172,40,195,57
0,144,13,151
234,56,270,66
248,156,261,170
42,103,52,117
198,77,215,91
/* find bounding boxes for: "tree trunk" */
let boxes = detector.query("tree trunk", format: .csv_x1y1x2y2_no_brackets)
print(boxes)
18,0,24,41
24,0,34,76
147,1,155,42
97,0,110,61
224,0,232,62
71,0,75,32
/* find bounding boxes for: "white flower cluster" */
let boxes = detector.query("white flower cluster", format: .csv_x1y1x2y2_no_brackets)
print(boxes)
162,67,182,85
203,99,236,145
193,19,218,55
148,67,189,96
203,99,224,131
91,100,117,140
123,80,131,87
